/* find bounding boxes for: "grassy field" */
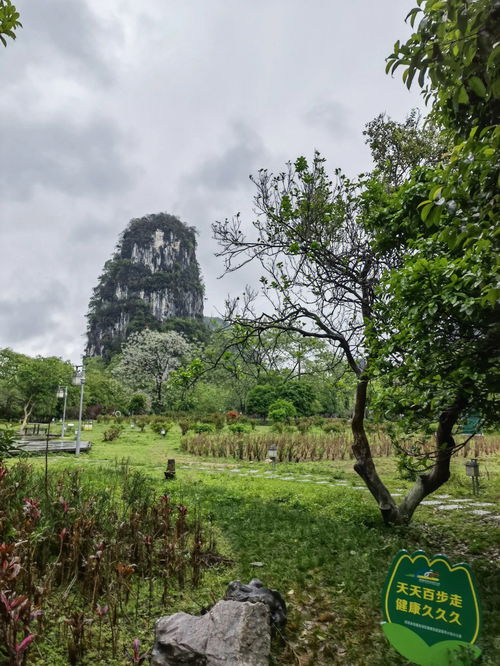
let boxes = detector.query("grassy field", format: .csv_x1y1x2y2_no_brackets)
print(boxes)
9,422,500,665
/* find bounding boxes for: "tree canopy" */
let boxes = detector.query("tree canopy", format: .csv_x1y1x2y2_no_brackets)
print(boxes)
113,330,192,412
213,0,499,524
0,0,21,47
0,350,74,427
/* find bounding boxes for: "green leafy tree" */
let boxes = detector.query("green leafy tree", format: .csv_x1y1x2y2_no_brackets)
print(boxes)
246,384,277,416
268,399,296,423
214,20,497,523
0,0,21,47
128,393,148,415
363,109,445,187
0,350,74,427
278,379,318,416
83,358,131,417
386,0,499,135
364,0,499,515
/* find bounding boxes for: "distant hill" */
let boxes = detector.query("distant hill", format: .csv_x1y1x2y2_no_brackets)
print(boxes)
86,213,205,360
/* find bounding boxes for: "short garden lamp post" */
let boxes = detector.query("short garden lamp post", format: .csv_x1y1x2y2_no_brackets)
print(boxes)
72,364,86,456
268,444,278,469
160,429,166,437
465,458,480,495
56,385,68,438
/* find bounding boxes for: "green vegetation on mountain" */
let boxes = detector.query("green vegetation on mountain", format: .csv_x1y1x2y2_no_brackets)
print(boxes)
86,213,204,360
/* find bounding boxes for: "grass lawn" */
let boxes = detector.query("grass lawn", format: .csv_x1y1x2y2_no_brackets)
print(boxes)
18,422,500,665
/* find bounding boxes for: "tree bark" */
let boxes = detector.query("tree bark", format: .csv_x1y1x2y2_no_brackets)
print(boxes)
351,376,399,524
20,398,34,431
397,400,463,523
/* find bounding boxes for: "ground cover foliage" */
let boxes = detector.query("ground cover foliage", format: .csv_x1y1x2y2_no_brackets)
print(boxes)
4,422,498,665
0,457,225,665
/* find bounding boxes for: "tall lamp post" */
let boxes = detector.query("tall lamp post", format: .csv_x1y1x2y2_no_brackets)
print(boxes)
56,385,68,438
73,364,86,456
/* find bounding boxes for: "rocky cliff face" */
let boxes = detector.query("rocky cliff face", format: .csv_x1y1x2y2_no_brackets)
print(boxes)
86,213,204,359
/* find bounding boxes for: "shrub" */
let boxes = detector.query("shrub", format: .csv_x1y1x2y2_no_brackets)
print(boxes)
245,384,277,416
103,425,123,442
237,416,257,429
178,419,192,435
322,421,342,434
202,413,225,431
151,421,174,435
129,393,148,415
296,417,314,434
228,423,252,434
225,410,240,423
191,422,216,434
135,417,148,432
268,399,297,423
0,462,216,664
0,424,16,461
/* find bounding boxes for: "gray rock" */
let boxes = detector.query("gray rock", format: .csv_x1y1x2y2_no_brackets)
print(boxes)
224,579,287,628
151,600,270,666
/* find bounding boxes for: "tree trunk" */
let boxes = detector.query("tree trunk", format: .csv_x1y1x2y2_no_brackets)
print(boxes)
351,380,465,524
20,398,34,431
397,400,463,523
351,377,400,524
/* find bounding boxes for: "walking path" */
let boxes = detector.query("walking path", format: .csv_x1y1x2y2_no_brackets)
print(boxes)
177,462,500,522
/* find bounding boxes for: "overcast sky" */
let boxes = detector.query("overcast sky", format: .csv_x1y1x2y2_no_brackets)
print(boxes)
0,0,422,363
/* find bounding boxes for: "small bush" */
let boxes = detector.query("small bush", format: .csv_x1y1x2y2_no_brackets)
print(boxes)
135,417,148,432
271,422,285,433
228,423,252,434
268,399,297,423
151,421,174,435
191,422,216,434
225,410,240,423
0,424,16,461
322,421,342,434
129,393,148,415
238,416,257,429
178,418,192,435
103,425,123,442
207,413,226,431
296,417,314,434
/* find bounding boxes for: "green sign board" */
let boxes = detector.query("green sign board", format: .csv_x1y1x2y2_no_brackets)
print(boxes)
381,550,482,665
461,414,481,435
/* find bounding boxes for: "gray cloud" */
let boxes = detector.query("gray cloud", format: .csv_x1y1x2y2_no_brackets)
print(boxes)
0,0,422,362
303,100,354,139
1,116,133,200
0,282,69,345
185,123,268,192
4,0,117,85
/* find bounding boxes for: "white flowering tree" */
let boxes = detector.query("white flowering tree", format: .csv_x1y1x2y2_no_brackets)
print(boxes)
114,330,192,411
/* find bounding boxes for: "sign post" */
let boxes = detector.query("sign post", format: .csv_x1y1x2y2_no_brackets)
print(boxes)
381,550,482,665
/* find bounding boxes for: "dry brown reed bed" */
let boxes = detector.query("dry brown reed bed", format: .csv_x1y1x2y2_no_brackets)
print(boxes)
180,431,500,462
